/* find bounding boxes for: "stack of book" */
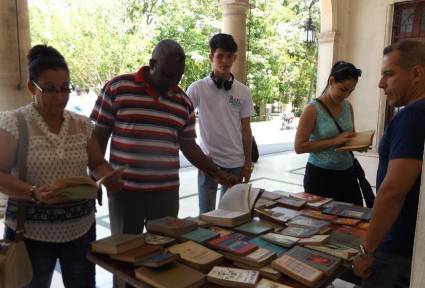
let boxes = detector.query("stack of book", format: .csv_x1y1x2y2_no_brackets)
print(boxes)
167,241,223,272
146,216,198,238
91,234,145,255
272,246,341,288
200,184,263,227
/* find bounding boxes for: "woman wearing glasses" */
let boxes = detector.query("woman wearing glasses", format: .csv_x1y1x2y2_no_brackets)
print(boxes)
0,45,123,287
294,61,363,205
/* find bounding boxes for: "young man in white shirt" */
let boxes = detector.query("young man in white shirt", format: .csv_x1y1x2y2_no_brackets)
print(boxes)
187,33,255,213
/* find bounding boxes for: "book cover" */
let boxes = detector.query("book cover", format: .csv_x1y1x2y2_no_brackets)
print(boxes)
323,204,372,220
255,198,277,209
337,225,368,240
301,209,337,221
275,196,306,209
208,226,233,236
306,243,358,260
249,237,287,256
322,200,354,209
134,252,180,268
207,266,259,288
283,246,341,276
357,222,370,230
143,233,175,246
272,254,324,288
328,230,364,249
256,278,293,288
221,247,276,268
91,234,145,255
233,262,282,281
182,227,219,243
287,215,330,230
290,192,326,203
280,226,319,238
184,216,211,228
260,233,299,248
167,241,223,271
135,262,205,288
305,197,333,209
207,233,257,255
268,206,301,222
332,217,361,226
335,130,375,152
146,216,198,237
298,234,330,246
234,220,274,236
110,244,162,263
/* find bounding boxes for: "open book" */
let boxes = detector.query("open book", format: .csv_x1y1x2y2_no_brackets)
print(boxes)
335,130,375,152
200,184,263,227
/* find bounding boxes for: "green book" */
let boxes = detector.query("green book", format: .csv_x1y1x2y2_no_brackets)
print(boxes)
55,185,98,200
249,237,288,256
182,228,219,243
234,221,274,236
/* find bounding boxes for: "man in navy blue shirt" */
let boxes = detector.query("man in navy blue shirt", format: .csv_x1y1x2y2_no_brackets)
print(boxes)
353,39,425,287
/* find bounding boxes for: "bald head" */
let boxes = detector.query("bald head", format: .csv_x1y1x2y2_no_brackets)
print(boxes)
152,39,185,63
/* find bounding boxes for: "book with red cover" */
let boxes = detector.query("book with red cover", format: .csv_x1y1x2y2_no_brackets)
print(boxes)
207,233,257,255
290,192,327,203
336,225,368,239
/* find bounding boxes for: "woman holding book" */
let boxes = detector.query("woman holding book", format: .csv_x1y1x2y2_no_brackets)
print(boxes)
0,45,123,287
294,61,363,205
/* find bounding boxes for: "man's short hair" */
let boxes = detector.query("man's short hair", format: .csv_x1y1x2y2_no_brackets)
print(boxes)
383,39,425,70
152,39,185,63
209,33,238,54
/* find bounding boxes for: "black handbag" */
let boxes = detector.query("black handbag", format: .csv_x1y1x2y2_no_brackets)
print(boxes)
315,99,375,207
252,136,259,163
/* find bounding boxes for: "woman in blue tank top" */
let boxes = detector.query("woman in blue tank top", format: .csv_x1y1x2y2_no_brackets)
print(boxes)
294,61,363,205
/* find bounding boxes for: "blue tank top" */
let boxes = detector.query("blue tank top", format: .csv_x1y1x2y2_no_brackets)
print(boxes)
308,99,354,170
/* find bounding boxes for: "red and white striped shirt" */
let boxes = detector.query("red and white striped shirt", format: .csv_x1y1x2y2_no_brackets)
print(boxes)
90,66,196,193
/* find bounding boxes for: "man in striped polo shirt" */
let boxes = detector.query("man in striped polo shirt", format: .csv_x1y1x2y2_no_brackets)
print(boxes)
90,39,236,236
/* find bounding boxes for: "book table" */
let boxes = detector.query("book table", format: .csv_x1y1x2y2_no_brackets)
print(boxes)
87,251,347,288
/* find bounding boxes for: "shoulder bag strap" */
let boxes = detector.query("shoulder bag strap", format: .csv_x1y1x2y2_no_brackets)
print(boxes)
15,111,29,242
315,98,355,159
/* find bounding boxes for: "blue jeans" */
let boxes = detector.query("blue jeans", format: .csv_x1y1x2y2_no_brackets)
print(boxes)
362,250,411,288
4,224,96,288
198,166,243,213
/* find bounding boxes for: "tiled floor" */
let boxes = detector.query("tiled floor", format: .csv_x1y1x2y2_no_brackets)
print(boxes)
0,116,379,287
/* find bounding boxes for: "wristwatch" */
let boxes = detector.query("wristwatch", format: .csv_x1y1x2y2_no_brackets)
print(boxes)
359,244,374,256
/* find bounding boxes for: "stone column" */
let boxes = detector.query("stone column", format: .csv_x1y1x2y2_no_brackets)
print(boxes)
316,31,338,96
219,0,250,83
0,0,31,112
0,0,31,209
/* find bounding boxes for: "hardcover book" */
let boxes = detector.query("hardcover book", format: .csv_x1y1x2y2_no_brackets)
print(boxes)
134,252,180,268
234,220,274,236
167,241,223,272
275,195,306,209
91,234,145,255
249,237,288,256
207,266,259,288
182,227,219,243
335,130,375,152
323,204,372,221
200,184,263,227
143,233,175,246
207,233,257,255
110,244,162,263
260,233,299,248
145,216,198,237
301,209,337,221
287,215,330,230
280,226,320,238
135,262,205,288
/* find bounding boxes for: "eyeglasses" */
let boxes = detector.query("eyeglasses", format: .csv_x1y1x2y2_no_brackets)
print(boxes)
32,81,71,96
